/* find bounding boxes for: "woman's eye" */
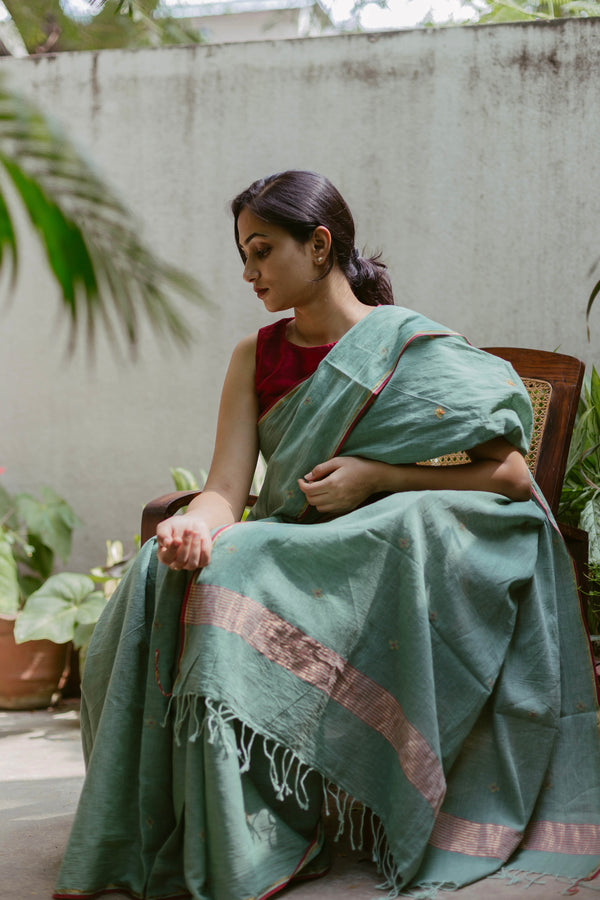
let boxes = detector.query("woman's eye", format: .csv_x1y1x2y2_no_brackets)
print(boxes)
256,248,270,259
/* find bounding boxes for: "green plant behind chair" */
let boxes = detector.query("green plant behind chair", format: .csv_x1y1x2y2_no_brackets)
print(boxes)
559,366,600,632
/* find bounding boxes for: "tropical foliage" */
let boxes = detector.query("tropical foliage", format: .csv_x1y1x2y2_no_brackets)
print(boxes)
2,0,202,55
0,1,207,352
0,78,206,351
0,477,81,614
411,0,600,26
559,366,600,632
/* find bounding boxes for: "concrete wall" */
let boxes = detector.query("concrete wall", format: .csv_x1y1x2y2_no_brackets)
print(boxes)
1,20,599,571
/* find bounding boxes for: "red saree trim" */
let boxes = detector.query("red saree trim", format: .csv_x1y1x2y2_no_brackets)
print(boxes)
296,330,465,522
332,330,465,459
256,827,323,900
522,821,600,855
428,810,522,860
182,583,445,812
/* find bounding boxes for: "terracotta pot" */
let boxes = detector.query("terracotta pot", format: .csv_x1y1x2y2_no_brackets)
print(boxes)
0,614,69,710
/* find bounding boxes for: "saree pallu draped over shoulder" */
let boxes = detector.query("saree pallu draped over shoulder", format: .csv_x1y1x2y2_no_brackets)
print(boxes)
55,306,600,900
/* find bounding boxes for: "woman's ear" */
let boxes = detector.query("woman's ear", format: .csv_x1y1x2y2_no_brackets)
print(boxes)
311,226,332,263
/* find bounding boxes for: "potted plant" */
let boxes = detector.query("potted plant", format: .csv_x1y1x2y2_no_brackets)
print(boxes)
559,366,600,674
0,475,84,708
0,475,129,708
14,538,135,680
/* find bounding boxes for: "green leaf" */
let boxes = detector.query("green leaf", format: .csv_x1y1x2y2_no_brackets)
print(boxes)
0,184,17,284
14,572,96,643
75,591,107,625
586,279,600,341
0,531,19,614
15,597,77,643
0,155,97,312
15,489,78,563
170,467,201,492
581,494,600,566
17,572,44,600
18,532,54,580
589,367,600,418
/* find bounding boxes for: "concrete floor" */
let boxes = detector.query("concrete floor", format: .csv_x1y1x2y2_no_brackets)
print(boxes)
1,702,599,900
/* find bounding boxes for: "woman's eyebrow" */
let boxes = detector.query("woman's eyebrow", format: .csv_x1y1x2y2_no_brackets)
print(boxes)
240,231,268,248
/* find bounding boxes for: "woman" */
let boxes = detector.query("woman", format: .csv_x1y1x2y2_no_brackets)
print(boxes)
54,172,600,900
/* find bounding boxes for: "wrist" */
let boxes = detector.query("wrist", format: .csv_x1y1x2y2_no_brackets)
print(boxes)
365,459,393,494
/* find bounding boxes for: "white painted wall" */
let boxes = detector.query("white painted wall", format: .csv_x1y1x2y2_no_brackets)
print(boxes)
187,7,332,43
1,20,599,571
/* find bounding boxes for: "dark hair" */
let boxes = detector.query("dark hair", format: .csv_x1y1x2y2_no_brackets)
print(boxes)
231,171,394,307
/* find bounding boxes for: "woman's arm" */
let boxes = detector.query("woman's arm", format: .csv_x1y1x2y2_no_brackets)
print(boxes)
298,437,531,515
156,334,259,570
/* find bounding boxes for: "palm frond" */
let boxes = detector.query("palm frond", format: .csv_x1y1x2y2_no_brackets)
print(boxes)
0,80,207,352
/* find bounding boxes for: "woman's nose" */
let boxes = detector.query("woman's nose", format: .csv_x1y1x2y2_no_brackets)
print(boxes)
243,260,257,282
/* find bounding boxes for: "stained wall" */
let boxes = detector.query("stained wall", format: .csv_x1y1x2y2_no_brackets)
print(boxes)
1,21,598,569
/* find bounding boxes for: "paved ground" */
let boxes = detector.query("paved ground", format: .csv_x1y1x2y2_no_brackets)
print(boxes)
1,702,599,900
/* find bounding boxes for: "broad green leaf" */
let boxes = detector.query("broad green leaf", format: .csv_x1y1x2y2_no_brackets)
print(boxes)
581,495,600,566
15,490,77,563
14,596,77,643
0,532,19,614
75,591,107,626
40,486,81,529
14,572,96,643
18,533,54,580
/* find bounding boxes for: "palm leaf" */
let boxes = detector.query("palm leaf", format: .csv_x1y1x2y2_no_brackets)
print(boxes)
0,80,207,351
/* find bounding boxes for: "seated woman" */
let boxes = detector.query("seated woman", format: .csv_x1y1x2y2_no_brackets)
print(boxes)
54,171,600,900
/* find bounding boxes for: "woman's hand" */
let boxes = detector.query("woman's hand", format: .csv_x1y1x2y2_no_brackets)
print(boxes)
297,438,531,515
298,457,378,514
156,513,213,570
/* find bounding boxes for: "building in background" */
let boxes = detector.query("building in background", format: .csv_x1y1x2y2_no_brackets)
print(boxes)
159,0,336,43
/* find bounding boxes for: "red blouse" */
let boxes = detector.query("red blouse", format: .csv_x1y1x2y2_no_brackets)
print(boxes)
255,318,336,416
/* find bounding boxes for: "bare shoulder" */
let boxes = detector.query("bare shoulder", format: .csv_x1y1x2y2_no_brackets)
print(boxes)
221,333,259,406
229,332,258,370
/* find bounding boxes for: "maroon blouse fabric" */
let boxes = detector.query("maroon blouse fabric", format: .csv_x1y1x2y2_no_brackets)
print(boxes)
255,318,336,416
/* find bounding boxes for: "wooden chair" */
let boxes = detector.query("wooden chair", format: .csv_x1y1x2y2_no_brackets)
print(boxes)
141,347,588,604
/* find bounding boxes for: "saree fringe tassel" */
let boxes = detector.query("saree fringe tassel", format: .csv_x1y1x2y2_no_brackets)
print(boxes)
170,694,409,896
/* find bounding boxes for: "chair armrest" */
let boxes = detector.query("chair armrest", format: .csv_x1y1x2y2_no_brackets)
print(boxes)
141,491,259,545
141,491,201,545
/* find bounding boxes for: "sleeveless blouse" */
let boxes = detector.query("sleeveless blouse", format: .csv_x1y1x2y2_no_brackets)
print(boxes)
255,317,336,416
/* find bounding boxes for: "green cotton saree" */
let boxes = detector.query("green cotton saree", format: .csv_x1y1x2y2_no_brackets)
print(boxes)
55,306,600,900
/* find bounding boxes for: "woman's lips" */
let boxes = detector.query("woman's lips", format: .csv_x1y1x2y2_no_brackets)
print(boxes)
255,288,268,300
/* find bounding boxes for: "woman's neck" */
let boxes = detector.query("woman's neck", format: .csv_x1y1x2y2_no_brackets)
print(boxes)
288,275,372,347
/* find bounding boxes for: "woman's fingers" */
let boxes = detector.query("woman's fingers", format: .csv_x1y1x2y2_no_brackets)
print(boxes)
298,457,374,513
156,516,212,570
